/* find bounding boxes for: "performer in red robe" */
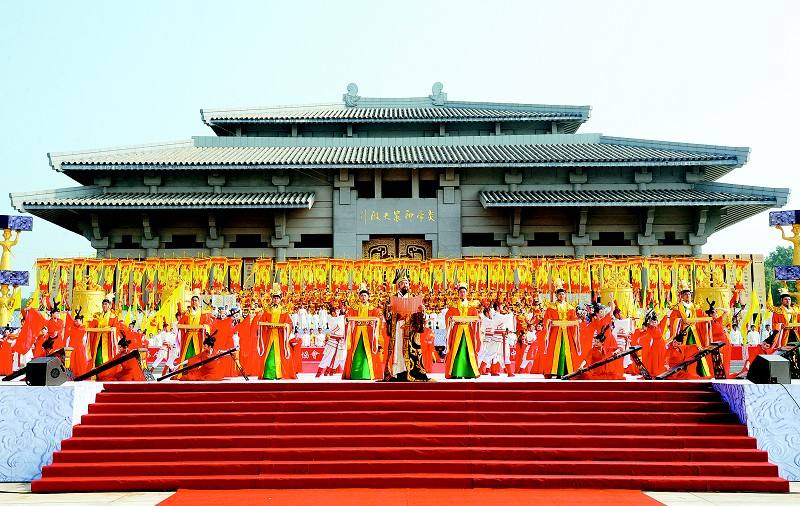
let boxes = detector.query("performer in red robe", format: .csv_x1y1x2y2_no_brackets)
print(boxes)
46,307,66,351
701,300,732,377
0,327,14,375
257,285,296,380
576,324,623,380
211,312,237,378
97,334,145,382
64,310,89,376
665,332,701,380
14,308,48,361
236,308,259,377
180,334,226,381
532,320,548,375
31,326,52,358
631,309,669,376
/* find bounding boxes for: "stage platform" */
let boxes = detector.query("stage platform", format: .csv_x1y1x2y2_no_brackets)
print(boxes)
1,377,798,493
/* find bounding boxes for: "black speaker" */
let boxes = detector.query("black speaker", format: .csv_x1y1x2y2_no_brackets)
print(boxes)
747,354,791,384
25,357,67,386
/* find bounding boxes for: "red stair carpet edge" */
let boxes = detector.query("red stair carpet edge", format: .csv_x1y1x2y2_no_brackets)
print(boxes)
157,488,666,506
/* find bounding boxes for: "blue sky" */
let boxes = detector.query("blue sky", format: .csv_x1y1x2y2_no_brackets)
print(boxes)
2,1,798,294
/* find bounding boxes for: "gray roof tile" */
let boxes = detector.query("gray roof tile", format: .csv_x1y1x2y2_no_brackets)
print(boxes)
53,140,740,169
479,189,777,207
20,191,315,209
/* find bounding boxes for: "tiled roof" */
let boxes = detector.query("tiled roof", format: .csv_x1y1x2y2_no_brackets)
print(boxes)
202,104,588,123
50,135,744,171
479,188,779,207
19,191,315,209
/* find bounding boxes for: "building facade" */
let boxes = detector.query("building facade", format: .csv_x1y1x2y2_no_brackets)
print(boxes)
11,84,789,261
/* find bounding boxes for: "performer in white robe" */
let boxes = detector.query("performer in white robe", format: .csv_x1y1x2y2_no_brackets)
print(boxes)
478,305,517,376
316,308,345,377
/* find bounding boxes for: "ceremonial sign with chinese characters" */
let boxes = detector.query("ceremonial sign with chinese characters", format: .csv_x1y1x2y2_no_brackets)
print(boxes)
355,199,438,234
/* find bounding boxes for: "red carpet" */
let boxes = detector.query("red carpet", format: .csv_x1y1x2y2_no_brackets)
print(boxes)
32,381,788,493
158,488,665,505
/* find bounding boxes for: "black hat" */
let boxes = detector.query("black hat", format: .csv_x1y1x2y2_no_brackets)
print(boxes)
705,298,717,317
203,335,216,347
673,332,685,345
49,306,60,316
594,324,610,344
102,298,111,304
762,330,778,347
42,336,56,351
117,336,131,348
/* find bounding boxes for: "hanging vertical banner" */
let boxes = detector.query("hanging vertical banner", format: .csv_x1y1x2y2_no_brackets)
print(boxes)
101,259,117,293
486,259,502,291
514,259,529,292
72,259,87,292
131,261,145,310
567,259,582,293
192,258,211,292
163,259,182,289
55,260,72,307
429,259,446,291
313,259,329,290
274,261,288,292
228,259,243,293
350,260,364,288
85,259,103,291
210,257,227,293
406,259,421,291
252,259,272,294
34,259,54,308
553,260,569,290
178,259,193,289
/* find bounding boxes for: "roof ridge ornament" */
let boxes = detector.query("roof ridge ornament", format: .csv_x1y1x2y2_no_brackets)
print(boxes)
429,82,447,106
343,83,360,107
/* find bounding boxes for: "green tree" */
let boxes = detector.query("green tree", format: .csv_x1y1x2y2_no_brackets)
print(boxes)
764,245,795,303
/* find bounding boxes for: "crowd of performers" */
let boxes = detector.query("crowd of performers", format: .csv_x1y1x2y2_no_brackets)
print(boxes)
1,268,797,382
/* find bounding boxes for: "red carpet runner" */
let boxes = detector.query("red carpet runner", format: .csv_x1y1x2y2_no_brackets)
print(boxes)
159,488,666,506
32,381,788,493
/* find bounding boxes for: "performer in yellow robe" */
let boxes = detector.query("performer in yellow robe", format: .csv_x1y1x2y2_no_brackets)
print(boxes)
541,283,581,378
443,283,480,379
343,283,382,380
768,290,799,347
668,281,712,377
88,298,117,368
257,284,296,380
177,295,212,364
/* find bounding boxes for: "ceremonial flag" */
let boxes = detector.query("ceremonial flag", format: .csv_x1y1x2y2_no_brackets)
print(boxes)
740,289,760,345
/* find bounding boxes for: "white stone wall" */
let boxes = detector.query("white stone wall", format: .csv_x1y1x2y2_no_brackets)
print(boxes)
0,382,102,482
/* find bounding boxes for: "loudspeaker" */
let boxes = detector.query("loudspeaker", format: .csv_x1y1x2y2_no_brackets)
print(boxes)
25,357,67,386
747,354,791,384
